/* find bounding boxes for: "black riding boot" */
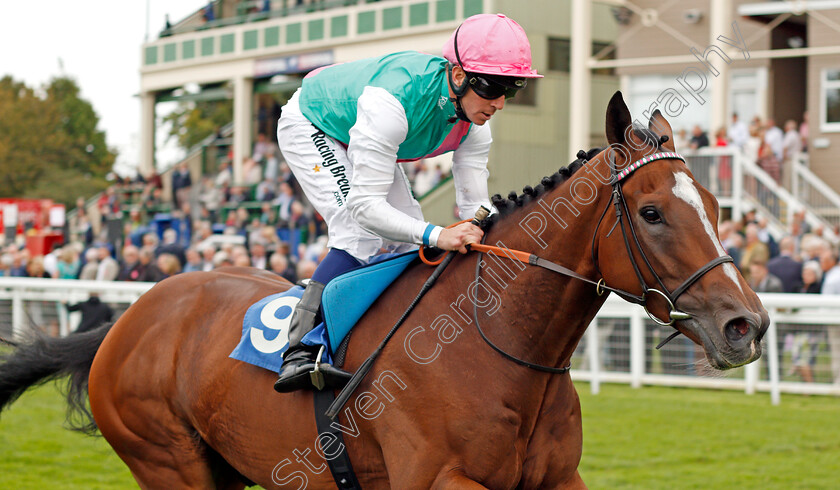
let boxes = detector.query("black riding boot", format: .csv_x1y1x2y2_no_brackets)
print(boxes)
274,280,352,393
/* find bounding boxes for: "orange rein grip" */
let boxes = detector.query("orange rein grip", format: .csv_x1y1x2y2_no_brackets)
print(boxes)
467,243,532,264
419,220,532,267
419,219,472,266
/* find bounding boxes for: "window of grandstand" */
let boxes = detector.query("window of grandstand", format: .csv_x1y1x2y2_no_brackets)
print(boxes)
822,68,840,131
547,38,615,76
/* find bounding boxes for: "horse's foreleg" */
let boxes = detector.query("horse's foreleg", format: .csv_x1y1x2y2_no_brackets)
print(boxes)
430,472,489,489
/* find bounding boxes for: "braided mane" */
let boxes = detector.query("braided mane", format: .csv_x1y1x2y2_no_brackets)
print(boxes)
481,147,600,228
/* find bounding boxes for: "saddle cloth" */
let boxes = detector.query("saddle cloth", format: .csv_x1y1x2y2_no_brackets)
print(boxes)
229,251,417,372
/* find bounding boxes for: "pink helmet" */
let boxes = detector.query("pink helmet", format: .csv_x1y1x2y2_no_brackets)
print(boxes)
443,14,542,79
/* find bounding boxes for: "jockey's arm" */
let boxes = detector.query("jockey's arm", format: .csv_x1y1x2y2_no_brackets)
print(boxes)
346,87,483,252
450,121,493,220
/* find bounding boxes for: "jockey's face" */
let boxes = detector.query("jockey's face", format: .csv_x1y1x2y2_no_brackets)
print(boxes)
449,66,506,125
461,86,505,125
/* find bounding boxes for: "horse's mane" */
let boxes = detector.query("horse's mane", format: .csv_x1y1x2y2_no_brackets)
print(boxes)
482,126,664,229
483,147,600,228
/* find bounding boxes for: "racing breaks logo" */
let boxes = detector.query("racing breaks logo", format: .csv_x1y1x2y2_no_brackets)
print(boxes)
310,129,351,207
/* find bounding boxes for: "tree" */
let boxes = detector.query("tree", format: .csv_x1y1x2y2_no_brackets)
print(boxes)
0,76,116,206
162,98,233,150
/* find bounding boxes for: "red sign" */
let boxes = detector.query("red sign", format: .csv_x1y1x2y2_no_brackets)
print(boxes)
0,198,55,234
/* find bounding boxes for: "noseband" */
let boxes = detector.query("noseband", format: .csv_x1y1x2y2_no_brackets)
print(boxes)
592,151,733,345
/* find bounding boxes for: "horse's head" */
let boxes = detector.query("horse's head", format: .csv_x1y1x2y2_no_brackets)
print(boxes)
591,92,768,369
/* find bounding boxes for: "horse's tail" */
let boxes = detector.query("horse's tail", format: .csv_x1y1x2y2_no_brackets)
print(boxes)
0,323,113,435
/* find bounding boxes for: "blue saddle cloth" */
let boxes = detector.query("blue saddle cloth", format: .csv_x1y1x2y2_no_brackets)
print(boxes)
229,252,417,372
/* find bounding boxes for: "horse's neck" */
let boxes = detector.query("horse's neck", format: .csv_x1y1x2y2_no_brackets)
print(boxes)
470,172,612,371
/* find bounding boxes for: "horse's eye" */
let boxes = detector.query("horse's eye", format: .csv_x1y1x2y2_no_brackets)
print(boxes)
641,207,662,224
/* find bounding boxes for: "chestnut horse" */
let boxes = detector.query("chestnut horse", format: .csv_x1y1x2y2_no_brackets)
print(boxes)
0,92,768,488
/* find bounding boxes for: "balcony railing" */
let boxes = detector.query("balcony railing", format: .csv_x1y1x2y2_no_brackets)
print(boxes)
143,0,486,71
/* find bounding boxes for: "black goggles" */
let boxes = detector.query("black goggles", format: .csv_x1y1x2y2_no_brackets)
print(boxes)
467,73,526,100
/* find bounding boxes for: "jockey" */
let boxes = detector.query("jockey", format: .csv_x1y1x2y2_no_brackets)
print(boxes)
274,13,542,392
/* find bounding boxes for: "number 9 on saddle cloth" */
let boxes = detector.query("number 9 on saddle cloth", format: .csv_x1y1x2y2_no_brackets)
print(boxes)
230,252,418,372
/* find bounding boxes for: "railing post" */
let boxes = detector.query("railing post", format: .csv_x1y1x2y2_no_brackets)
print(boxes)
744,356,758,395
732,151,743,222
587,318,600,395
630,308,644,388
58,301,69,337
11,288,24,342
766,309,781,405
791,154,800,202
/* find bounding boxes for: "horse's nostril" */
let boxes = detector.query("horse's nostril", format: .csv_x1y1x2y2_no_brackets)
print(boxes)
725,318,751,343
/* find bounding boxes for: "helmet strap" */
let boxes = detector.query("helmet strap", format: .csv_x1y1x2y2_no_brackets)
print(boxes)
446,63,471,123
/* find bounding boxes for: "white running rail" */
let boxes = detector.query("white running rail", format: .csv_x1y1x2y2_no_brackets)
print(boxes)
0,278,838,405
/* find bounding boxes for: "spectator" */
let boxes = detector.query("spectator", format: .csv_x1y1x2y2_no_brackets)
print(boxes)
250,242,268,269
252,133,274,163
820,249,840,293
213,250,233,268
739,223,769,282
0,254,11,277
9,248,28,277
270,251,297,283
782,119,801,189
183,247,204,273
137,248,166,282
95,246,120,281
199,176,223,223
296,259,318,280
171,162,192,210
242,157,262,185
255,177,277,202
756,217,778,257
748,259,783,292
200,245,216,272
820,249,840,387
26,256,50,278
79,248,99,280
118,245,143,281
689,125,709,149
56,245,81,279
757,128,781,183
274,182,296,225
155,228,187,267
767,236,802,292
796,261,822,294
43,243,61,278
64,293,113,333
215,161,232,188
799,111,809,152
713,127,728,147
727,113,749,149
157,253,182,278
763,118,784,161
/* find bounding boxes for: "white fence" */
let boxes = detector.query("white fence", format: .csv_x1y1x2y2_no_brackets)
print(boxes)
1,278,838,404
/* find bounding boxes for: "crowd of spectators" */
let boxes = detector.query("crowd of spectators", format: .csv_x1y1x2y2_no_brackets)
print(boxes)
674,111,808,189
0,133,449,289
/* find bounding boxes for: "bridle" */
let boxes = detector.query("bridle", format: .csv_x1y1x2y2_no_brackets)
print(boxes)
471,150,736,374
590,150,734,346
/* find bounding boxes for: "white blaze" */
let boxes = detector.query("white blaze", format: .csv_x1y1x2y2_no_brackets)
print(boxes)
671,171,743,291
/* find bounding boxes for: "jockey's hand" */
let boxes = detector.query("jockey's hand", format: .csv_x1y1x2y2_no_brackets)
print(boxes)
436,222,484,254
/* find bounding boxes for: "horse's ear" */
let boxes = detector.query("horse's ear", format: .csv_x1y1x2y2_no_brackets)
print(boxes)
649,109,676,151
605,91,632,147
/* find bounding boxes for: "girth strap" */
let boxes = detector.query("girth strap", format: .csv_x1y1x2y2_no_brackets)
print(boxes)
313,389,363,489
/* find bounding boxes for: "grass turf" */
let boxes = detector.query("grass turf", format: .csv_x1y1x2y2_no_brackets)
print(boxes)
0,382,837,488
